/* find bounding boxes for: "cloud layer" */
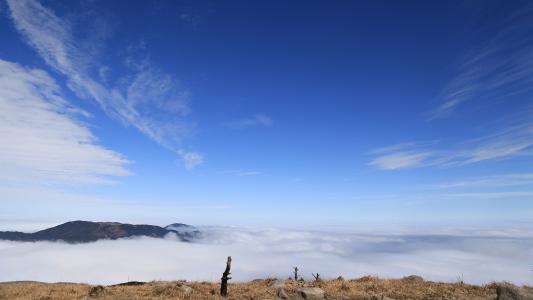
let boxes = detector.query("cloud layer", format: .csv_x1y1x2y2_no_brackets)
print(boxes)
6,0,202,169
0,59,130,185
0,226,531,285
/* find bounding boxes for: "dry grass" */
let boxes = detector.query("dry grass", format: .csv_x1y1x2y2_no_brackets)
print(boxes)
0,276,520,300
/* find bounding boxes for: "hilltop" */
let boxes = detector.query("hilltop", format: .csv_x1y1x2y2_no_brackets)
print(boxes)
0,221,200,243
1,276,531,300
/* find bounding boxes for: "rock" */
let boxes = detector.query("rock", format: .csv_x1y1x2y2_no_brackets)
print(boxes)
269,279,286,289
88,285,104,297
152,283,193,297
402,275,424,282
298,287,325,299
497,283,522,300
277,288,289,299
497,283,533,300
111,281,145,287
179,284,193,294
80,297,92,300
370,296,397,300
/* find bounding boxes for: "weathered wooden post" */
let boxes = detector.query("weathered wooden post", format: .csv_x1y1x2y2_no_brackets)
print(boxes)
220,256,232,297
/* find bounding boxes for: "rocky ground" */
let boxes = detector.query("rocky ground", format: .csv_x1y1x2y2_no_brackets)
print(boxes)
0,276,531,300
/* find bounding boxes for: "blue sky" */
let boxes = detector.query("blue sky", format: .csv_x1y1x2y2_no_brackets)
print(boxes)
1,0,532,227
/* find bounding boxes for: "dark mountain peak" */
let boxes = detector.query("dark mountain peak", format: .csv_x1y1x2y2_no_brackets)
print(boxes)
166,223,190,228
165,223,196,230
165,223,200,239
0,221,199,243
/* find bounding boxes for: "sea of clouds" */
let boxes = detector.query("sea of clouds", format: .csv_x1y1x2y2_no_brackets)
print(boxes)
0,226,532,285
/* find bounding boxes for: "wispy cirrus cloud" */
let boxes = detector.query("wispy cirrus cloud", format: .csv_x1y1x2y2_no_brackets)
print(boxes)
369,152,432,170
369,120,533,170
6,0,202,169
429,3,533,118
0,59,130,185
368,141,437,170
225,114,273,129
432,173,533,189
218,170,262,177
440,191,533,199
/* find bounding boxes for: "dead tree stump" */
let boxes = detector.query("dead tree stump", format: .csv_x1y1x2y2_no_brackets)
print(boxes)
220,256,232,297
312,273,320,281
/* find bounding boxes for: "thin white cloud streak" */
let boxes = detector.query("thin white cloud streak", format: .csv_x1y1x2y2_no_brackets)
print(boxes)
0,227,531,285
235,171,261,176
225,114,273,129
6,0,202,169
429,4,533,118
0,59,130,185
369,152,432,170
440,192,533,199
432,173,533,189
218,170,262,177
369,121,533,170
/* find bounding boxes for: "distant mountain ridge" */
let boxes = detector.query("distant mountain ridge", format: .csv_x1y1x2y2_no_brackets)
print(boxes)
165,223,198,233
0,221,200,243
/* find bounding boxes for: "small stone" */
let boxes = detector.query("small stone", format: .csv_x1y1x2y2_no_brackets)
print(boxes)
269,280,285,289
298,287,325,299
179,284,193,294
277,288,289,299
